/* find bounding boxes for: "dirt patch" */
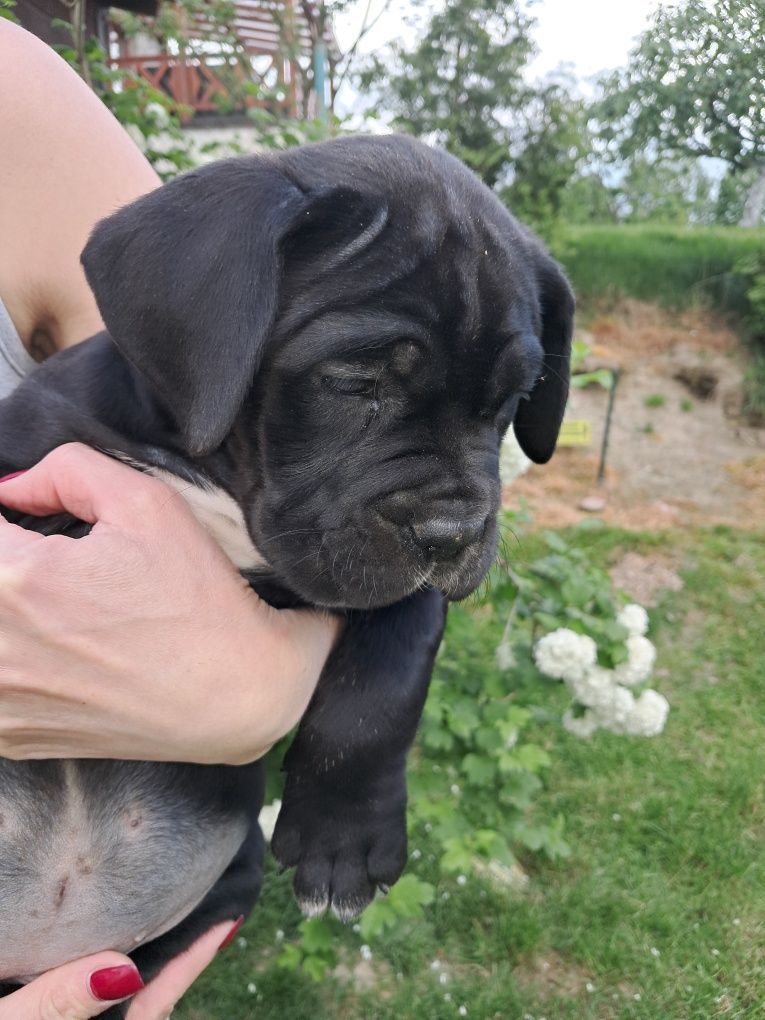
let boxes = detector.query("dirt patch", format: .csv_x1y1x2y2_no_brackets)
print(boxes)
332,953,393,995
513,949,593,998
504,301,765,529
608,552,684,606
586,298,739,362
513,950,639,1018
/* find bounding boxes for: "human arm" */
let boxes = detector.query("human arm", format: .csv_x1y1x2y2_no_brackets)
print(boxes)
0,20,160,355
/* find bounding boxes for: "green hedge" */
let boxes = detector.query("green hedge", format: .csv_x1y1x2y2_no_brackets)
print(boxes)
551,224,765,313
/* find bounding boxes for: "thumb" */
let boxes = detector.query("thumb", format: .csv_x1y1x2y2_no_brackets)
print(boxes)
0,954,145,1019
0,444,179,530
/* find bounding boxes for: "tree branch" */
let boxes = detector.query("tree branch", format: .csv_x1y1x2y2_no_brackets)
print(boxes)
333,0,392,98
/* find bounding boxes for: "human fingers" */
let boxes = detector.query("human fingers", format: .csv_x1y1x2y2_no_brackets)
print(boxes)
125,921,237,1020
0,508,45,551
0,444,184,531
0,954,144,1019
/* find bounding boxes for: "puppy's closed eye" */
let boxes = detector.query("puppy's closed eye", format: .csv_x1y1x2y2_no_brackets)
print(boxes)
321,373,379,398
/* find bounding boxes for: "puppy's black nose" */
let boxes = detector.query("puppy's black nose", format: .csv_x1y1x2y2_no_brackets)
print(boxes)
410,517,485,560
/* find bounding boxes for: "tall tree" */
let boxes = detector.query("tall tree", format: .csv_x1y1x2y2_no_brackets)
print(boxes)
359,0,535,187
559,172,619,225
596,0,765,226
617,156,716,224
501,77,589,234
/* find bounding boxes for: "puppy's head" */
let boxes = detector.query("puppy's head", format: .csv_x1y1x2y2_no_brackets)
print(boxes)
82,136,573,609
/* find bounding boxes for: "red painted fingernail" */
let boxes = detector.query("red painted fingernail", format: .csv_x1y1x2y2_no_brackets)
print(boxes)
0,470,27,483
218,915,245,950
89,963,145,1000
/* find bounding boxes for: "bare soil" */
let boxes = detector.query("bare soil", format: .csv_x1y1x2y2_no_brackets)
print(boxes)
504,300,765,530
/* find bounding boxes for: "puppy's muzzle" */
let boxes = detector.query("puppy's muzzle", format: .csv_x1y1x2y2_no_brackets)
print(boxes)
409,515,486,561
378,493,490,563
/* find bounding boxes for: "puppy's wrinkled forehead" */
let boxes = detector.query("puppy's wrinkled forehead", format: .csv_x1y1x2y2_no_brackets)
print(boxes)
275,136,541,364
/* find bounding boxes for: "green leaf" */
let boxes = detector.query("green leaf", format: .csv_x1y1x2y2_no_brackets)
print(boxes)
462,752,497,785
298,917,334,954
441,838,474,872
302,955,332,982
512,820,547,851
515,743,552,771
276,944,302,970
500,770,543,808
571,368,614,390
543,530,569,552
358,899,398,940
388,874,436,913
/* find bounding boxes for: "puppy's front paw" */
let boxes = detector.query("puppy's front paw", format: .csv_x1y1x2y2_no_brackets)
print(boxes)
270,775,407,921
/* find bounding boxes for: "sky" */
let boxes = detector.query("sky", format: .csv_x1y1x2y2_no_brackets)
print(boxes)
333,0,664,107
527,0,662,81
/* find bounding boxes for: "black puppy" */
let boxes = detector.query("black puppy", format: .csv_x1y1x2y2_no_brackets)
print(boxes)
0,135,572,1010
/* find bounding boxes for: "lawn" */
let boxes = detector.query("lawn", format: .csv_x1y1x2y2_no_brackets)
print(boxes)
175,523,765,1020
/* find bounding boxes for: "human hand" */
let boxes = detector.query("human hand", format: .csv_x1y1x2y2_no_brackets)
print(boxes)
0,919,239,1019
0,444,340,765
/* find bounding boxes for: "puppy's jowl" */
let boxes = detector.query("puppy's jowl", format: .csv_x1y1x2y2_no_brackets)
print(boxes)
0,136,573,1006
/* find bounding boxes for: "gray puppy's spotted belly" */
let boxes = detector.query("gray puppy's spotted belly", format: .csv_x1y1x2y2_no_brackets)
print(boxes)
0,759,248,983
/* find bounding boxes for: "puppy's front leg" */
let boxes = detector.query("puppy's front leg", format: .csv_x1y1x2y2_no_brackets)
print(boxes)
271,587,446,920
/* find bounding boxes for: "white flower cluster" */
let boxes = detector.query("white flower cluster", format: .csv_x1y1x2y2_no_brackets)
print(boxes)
495,640,517,671
534,606,669,739
124,123,147,154
499,432,531,484
258,799,282,843
534,628,597,682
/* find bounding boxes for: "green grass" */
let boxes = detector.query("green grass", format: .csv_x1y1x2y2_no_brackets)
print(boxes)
643,394,667,409
550,224,765,313
175,525,765,1020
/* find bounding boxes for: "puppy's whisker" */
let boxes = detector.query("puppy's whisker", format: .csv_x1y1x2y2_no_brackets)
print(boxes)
307,564,332,586
290,548,325,571
342,541,359,583
261,527,323,545
315,534,326,572
539,363,569,386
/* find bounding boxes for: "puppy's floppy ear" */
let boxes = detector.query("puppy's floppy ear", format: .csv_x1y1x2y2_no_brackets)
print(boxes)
513,255,575,464
81,159,311,456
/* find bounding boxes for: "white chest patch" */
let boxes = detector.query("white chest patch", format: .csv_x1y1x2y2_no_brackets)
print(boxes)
147,468,267,572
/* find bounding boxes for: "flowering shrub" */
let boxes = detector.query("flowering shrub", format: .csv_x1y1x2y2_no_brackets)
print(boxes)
535,614,669,739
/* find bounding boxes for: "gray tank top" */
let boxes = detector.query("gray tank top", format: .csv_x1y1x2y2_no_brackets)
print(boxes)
0,297,36,398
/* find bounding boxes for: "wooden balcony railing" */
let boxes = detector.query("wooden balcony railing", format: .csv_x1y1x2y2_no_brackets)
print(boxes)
112,53,284,121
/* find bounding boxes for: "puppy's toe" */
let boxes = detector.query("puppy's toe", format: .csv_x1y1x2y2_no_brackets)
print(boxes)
271,814,301,869
294,856,332,918
329,857,376,922
367,830,408,888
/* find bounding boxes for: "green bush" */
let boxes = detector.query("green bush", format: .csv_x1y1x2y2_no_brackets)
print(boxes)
733,252,765,418
736,251,765,340
551,223,765,313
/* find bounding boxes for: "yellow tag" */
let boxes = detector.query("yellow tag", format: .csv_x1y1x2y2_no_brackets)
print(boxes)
557,420,592,446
